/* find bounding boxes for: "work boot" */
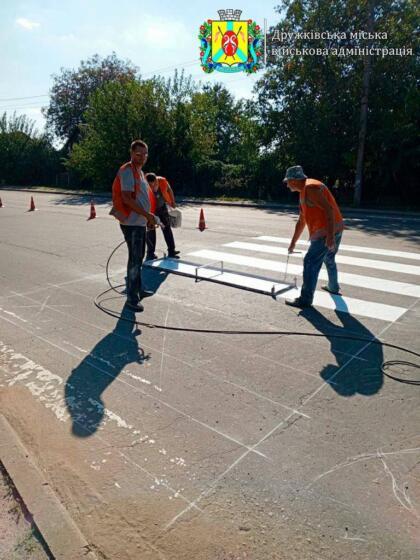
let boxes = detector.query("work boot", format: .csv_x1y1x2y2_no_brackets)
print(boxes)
167,252,180,259
146,254,158,260
285,298,312,309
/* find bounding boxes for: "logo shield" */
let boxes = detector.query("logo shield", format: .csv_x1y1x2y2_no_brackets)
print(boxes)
211,21,248,67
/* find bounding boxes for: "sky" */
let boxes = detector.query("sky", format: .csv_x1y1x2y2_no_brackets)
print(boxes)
0,1,281,134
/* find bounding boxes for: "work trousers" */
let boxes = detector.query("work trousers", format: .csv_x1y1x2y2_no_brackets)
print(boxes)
146,206,175,256
300,231,343,305
120,224,146,304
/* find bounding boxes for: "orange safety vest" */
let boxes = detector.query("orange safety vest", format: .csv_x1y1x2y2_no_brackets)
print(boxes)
110,162,155,222
299,179,344,240
156,176,175,207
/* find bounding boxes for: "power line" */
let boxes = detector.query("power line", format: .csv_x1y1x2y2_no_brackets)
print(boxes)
0,94,49,102
0,60,257,113
0,59,200,104
0,105,44,113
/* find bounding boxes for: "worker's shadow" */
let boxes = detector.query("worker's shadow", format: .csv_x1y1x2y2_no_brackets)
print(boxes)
299,305,383,396
142,267,169,294
65,304,150,437
121,267,169,296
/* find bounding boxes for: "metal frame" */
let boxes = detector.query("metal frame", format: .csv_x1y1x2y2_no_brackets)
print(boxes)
194,260,224,283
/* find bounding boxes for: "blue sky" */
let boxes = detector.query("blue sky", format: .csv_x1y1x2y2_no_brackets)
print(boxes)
0,1,281,134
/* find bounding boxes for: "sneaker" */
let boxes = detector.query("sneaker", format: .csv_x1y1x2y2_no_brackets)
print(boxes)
167,253,180,259
321,286,341,295
126,301,144,312
285,298,312,309
173,250,180,255
146,254,158,260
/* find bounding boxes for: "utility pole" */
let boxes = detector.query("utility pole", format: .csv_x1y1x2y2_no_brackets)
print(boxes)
354,0,375,207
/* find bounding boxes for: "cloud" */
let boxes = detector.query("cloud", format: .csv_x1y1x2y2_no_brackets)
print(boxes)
16,18,40,30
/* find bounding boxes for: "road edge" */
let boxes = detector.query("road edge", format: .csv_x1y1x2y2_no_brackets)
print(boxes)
0,414,97,560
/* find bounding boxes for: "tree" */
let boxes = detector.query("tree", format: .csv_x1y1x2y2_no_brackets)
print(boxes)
188,83,253,195
0,112,60,186
257,0,419,205
43,53,137,150
67,79,173,188
354,0,374,206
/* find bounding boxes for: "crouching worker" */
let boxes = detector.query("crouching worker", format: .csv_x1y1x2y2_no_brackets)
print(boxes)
284,165,344,309
110,140,157,312
145,173,180,260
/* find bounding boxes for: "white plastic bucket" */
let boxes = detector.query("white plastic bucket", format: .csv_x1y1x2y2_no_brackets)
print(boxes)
167,206,182,228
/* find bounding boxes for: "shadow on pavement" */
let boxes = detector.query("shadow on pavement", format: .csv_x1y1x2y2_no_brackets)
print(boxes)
299,305,383,396
142,267,169,295
65,304,150,437
51,194,109,206
262,205,420,243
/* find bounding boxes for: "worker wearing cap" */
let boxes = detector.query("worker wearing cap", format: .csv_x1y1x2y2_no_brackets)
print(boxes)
283,165,344,309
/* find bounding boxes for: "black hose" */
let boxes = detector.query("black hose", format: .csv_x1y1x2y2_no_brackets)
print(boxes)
94,241,420,385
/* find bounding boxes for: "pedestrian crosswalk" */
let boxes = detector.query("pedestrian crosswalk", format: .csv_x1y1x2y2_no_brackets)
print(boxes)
146,235,420,322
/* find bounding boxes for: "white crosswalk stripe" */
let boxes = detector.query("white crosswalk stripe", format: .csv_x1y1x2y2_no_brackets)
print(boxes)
185,236,420,322
255,236,420,261
219,244,420,298
148,256,406,322
187,250,411,322
225,241,420,276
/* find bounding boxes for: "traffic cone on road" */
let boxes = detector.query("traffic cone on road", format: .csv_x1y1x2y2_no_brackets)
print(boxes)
88,200,96,220
198,208,206,231
0,197,3,208
28,196,36,211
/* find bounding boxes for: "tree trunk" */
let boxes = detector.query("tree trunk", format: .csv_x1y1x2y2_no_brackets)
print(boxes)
354,0,375,207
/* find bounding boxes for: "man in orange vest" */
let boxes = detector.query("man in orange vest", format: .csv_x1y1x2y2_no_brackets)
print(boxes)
145,173,180,260
112,140,157,312
284,165,344,309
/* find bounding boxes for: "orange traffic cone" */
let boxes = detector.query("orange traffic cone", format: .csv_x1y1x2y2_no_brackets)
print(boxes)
28,196,36,211
0,197,3,208
88,200,96,220
198,208,206,231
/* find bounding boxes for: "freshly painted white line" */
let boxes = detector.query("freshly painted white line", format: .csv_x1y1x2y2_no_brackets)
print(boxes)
225,241,420,276
187,251,407,321
199,248,420,298
255,236,420,262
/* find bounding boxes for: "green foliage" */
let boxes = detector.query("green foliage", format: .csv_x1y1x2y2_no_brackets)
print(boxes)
68,79,172,188
0,112,60,185
2,1,417,206
257,0,419,202
43,53,137,149
67,76,260,196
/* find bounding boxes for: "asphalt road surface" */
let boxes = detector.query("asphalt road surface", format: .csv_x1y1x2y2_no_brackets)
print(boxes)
0,190,419,560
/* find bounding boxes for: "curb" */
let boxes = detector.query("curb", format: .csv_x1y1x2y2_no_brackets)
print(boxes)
0,414,97,560
1,186,420,218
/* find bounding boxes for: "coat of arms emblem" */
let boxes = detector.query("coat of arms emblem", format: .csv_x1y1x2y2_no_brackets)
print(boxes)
199,9,263,74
